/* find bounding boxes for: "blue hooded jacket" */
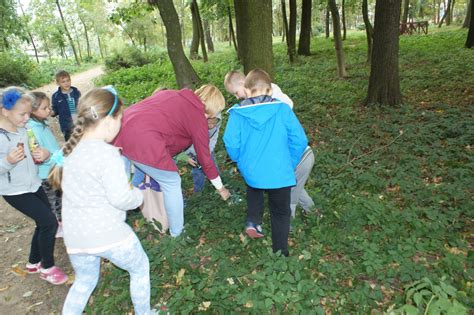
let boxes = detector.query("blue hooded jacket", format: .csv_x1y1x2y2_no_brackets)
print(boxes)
223,96,308,189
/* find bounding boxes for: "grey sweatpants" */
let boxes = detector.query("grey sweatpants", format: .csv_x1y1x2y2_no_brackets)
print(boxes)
290,147,315,217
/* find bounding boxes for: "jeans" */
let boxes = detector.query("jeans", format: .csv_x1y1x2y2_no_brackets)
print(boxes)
3,187,58,268
62,234,150,315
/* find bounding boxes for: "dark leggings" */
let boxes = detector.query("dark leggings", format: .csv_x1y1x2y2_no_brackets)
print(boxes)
3,187,58,268
247,185,291,256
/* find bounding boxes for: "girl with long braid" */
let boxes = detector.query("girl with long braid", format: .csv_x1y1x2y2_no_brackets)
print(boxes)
48,87,151,314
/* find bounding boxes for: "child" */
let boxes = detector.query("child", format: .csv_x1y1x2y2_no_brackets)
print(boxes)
0,86,67,285
48,87,150,314
223,69,308,256
225,70,317,219
28,92,63,237
51,70,81,141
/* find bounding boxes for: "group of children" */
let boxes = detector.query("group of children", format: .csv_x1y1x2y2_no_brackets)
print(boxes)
0,68,316,312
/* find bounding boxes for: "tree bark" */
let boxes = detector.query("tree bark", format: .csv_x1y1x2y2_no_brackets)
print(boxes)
203,20,214,52
449,0,455,24
402,0,410,24
287,0,297,62
281,0,290,48
325,6,330,38
362,0,374,64
190,1,200,59
342,0,347,40
466,0,474,47
463,0,472,28
79,16,91,58
366,0,403,106
234,0,273,75
298,0,312,56
439,0,452,27
97,34,104,59
234,0,243,61
328,0,348,78
194,0,208,62
56,0,80,65
227,5,238,52
18,0,39,63
148,0,200,89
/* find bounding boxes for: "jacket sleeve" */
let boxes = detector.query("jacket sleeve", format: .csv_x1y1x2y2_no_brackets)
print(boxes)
102,149,143,211
51,94,58,117
0,139,15,174
223,112,241,162
285,109,308,169
190,117,219,180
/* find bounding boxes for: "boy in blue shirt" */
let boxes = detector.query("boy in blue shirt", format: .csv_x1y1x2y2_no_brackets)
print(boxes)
51,70,81,141
223,69,308,256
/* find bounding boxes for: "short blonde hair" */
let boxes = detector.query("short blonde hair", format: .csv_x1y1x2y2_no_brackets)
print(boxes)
244,69,272,96
194,84,225,117
55,70,71,82
224,70,245,88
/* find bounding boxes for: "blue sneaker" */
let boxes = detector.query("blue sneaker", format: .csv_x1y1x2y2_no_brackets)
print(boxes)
245,222,264,239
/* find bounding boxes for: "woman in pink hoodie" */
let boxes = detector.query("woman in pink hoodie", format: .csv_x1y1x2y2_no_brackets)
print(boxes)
114,85,230,237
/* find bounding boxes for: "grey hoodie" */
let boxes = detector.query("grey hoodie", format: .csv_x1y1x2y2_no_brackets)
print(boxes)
0,127,41,196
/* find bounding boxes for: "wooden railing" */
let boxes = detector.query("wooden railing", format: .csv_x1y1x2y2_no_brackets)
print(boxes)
400,21,429,35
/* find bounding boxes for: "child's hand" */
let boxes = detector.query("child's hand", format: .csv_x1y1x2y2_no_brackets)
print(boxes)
7,146,25,164
32,148,50,162
218,186,231,201
187,157,198,167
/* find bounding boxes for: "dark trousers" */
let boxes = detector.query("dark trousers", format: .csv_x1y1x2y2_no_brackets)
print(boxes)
3,187,58,268
246,185,291,256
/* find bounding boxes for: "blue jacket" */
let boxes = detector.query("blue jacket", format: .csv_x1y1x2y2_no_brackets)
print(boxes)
223,96,308,189
26,119,61,180
51,86,81,133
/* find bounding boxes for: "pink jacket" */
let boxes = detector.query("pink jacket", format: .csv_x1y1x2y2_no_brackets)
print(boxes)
114,89,219,180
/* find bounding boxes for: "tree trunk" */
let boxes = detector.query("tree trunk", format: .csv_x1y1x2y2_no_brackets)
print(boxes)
287,0,297,62
79,16,91,58
234,0,273,76
55,0,80,65
466,0,474,47
464,0,472,27
328,0,348,78
402,0,410,24
366,0,403,106
18,0,39,63
203,20,214,52
342,0,347,40
281,0,290,48
71,23,83,61
362,0,374,64
449,0,455,24
298,0,312,56
439,0,452,26
148,0,200,89
227,5,238,52
190,1,200,59
97,34,104,59
325,6,330,38
234,0,243,61
193,0,208,62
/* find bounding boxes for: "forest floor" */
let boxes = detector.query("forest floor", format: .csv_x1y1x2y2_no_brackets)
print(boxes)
0,66,104,314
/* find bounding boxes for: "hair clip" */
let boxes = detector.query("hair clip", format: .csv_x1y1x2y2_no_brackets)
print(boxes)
90,106,99,120
2,90,22,110
102,85,119,116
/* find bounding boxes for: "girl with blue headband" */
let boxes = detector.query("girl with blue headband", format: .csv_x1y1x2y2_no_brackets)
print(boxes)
48,87,151,314
0,86,68,285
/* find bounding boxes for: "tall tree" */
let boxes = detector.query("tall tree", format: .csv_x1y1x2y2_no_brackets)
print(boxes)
190,0,200,59
227,5,238,52
402,0,410,24
193,0,208,62
362,0,374,64
203,20,214,52
464,0,472,28
281,0,290,50
288,0,297,62
439,0,452,26
342,0,347,40
234,0,273,75
325,6,330,38
365,0,403,106
466,0,474,47
298,0,312,56
148,0,200,88
18,0,40,63
56,0,80,65
328,0,348,78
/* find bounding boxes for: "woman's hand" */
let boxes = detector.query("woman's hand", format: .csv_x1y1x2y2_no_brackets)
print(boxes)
217,186,231,201
32,148,50,162
7,146,25,164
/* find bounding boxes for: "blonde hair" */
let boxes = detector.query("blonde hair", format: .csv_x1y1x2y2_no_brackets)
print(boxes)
194,84,225,117
55,70,71,82
224,70,245,88
0,86,34,111
244,69,272,96
48,88,123,190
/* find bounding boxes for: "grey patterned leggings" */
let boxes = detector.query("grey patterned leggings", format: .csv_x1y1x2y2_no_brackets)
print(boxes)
62,234,151,315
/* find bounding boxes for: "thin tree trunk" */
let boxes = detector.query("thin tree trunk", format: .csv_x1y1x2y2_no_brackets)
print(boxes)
288,0,297,62
362,0,374,64
148,0,200,88
449,0,455,24
79,16,91,58
193,0,208,62
402,0,410,24
190,1,200,59
203,20,214,52
325,6,330,38
465,0,474,47
463,0,472,27
56,0,80,65
328,0,348,78
342,0,347,40
97,34,104,59
298,0,312,56
71,23,83,61
227,5,238,52
439,0,452,27
18,0,39,63
366,0,403,106
281,0,290,46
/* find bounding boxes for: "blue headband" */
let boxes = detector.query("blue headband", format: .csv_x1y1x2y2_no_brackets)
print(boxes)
2,90,22,110
102,85,119,116
50,150,64,167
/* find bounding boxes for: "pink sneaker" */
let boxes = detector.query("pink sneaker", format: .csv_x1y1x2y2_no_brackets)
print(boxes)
40,266,68,285
26,262,41,274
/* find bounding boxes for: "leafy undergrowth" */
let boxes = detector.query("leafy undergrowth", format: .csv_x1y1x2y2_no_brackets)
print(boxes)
91,29,473,313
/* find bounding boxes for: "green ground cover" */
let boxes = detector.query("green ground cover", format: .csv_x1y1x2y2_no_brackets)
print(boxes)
92,28,473,314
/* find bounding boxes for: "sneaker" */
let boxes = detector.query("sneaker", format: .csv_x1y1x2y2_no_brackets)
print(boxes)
55,222,63,238
26,262,41,274
40,266,68,285
245,222,264,239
